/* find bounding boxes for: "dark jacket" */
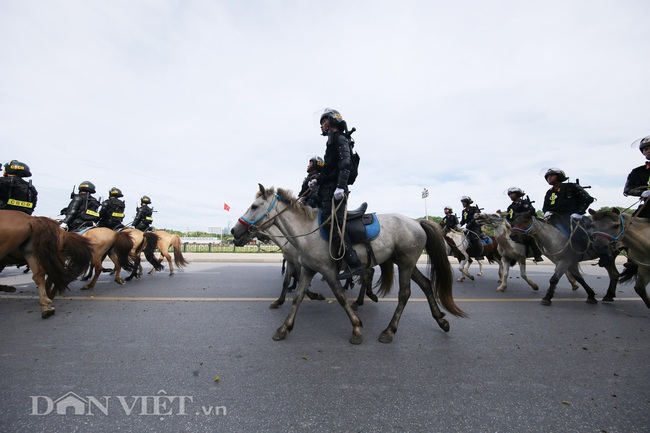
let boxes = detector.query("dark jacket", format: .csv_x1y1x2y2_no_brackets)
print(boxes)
542,182,594,219
98,197,126,229
133,205,154,231
318,131,352,205
298,173,320,208
442,213,459,232
0,176,38,215
460,205,481,234
506,197,536,223
624,163,650,217
61,193,101,230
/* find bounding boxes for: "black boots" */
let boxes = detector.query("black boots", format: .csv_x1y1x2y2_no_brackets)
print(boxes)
336,248,365,280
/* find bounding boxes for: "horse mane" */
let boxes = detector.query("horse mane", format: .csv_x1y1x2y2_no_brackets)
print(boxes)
257,186,316,221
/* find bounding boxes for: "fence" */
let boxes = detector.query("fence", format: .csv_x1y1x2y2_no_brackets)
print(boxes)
176,242,282,254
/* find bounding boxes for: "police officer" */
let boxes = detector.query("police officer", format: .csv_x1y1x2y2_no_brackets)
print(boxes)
132,196,154,231
505,187,544,262
624,135,650,218
317,108,364,280
441,206,459,233
60,181,101,231
542,168,594,233
0,160,38,215
298,156,324,208
98,187,126,230
459,196,486,257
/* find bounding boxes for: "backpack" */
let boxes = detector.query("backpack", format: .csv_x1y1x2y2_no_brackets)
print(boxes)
345,127,360,185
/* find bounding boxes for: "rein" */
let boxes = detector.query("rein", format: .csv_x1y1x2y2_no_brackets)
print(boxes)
512,216,591,256
591,213,626,243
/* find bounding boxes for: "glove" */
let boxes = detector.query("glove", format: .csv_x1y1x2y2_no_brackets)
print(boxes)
59,222,68,230
543,211,552,218
308,179,318,189
570,213,582,220
641,190,650,198
333,188,345,201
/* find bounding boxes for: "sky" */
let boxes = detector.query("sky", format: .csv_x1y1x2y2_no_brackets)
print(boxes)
1,0,649,232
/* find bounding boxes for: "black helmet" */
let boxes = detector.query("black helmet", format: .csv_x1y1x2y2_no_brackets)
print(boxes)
507,187,524,197
308,156,324,172
444,206,453,212
319,108,347,135
109,187,123,198
3,160,32,177
460,196,473,204
638,135,650,152
78,181,96,194
544,168,567,182
141,195,151,204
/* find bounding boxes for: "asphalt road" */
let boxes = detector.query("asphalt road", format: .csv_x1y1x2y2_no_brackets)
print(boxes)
1,256,648,433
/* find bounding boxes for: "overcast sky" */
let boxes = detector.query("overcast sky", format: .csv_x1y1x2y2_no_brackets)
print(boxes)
2,0,648,232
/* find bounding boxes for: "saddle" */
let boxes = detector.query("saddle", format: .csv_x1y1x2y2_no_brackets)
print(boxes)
318,202,380,244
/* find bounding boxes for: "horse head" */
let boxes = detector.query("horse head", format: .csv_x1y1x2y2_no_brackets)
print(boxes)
231,184,279,246
588,208,625,256
509,211,536,243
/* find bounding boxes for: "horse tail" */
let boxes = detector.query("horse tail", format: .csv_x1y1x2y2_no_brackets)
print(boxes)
171,234,189,268
59,232,93,293
620,261,638,284
28,217,78,296
419,219,467,318
142,232,165,271
112,231,136,273
375,260,395,298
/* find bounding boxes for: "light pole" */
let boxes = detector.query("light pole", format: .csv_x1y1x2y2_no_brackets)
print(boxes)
422,188,429,220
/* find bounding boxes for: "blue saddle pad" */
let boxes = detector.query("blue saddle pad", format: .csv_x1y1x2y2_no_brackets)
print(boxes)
480,236,493,246
318,211,380,243
73,226,95,235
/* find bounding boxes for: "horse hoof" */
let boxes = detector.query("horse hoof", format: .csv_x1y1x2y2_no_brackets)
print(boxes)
41,309,55,319
273,329,287,341
378,332,393,344
602,296,614,302
469,275,475,281
81,285,91,290
369,294,378,303
586,298,598,304
116,280,125,285
438,319,450,332
496,287,505,292
349,334,363,345
541,299,552,306
269,303,280,309
532,285,539,291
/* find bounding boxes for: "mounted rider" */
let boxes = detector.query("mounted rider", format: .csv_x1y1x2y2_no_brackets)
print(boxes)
298,155,323,208
0,160,38,215
624,134,650,218
316,108,364,280
460,196,487,258
98,187,126,230
542,168,594,236
441,206,459,233
505,186,544,262
132,195,154,231
59,181,101,231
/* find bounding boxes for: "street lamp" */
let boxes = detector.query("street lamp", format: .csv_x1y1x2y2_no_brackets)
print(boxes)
422,188,429,220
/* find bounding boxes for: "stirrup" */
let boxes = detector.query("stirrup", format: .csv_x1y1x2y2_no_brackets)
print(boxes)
336,264,365,280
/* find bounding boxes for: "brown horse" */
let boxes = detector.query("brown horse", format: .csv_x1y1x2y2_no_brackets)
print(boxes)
80,228,136,289
151,230,189,276
0,210,93,318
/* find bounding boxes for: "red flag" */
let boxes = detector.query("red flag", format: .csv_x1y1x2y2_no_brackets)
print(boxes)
224,203,230,211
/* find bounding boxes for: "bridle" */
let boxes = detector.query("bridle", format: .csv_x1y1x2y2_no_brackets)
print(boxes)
591,213,626,243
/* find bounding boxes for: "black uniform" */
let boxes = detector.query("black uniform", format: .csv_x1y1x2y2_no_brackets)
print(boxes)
624,163,650,218
441,213,459,232
0,176,38,215
460,205,482,236
133,205,154,231
506,197,535,223
318,130,358,265
542,182,594,232
98,197,126,230
298,173,320,208
61,193,101,231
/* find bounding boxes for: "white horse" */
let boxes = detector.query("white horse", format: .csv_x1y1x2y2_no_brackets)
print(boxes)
231,185,466,344
444,229,484,282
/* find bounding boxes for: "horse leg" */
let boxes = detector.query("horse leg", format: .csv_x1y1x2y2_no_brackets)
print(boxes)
379,267,412,343
476,259,484,277
273,267,317,341
517,260,539,291
541,263,570,305
566,264,598,304
496,259,510,292
162,251,175,276
634,268,650,308
27,260,55,318
125,255,141,282
320,271,364,344
270,262,294,309
602,262,620,302
82,258,103,290
565,272,580,291
109,251,125,285
411,267,449,332
351,267,377,311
